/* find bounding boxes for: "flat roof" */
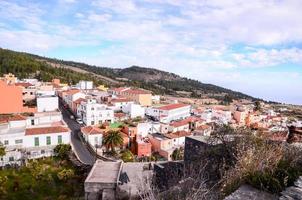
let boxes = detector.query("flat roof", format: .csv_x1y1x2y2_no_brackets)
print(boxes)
85,160,123,184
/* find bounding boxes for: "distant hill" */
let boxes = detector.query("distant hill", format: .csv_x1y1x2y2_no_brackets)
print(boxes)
0,48,258,101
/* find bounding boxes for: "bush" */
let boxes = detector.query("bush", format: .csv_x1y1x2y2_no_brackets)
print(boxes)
54,144,71,159
221,135,302,196
120,150,134,162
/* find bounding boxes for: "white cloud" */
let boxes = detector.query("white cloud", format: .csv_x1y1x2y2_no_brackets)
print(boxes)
1,0,302,104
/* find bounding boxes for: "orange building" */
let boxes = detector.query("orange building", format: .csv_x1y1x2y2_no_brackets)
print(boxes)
136,137,152,157
0,80,36,114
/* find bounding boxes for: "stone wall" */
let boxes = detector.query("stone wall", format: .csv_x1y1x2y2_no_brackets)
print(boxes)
153,161,184,191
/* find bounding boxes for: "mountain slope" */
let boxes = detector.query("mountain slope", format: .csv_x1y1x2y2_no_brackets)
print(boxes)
0,48,257,101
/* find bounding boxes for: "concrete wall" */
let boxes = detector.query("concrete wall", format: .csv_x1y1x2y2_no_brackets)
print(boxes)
37,96,58,112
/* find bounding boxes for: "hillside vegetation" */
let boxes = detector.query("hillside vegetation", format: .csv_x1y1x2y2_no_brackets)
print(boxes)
0,48,257,101
0,48,104,86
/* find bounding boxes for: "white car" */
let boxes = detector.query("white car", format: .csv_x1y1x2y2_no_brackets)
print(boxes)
76,118,84,124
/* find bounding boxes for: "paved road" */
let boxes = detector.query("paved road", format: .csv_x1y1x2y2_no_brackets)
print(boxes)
59,100,95,165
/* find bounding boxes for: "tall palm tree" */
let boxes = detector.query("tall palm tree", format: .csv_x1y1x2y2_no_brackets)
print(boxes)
103,130,123,153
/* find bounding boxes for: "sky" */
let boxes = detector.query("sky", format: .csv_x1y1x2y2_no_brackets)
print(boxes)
0,0,302,105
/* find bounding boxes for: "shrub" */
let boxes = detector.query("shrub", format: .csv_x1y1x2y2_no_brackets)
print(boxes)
121,150,134,162
54,144,71,159
221,135,302,196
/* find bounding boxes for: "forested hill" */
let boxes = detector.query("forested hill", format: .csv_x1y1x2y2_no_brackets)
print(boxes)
0,48,258,101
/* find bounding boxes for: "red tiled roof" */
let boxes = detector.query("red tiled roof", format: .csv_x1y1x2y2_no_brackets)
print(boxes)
15,82,33,88
169,116,200,127
73,98,86,104
66,89,80,95
158,103,189,111
111,87,129,92
0,114,26,124
123,89,151,95
25,126,69,135
111,98,132,103
165,131,191,139
81,126,103,135
196,125,211,130
114,112,126,118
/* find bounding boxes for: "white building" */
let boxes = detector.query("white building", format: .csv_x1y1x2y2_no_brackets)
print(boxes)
0,114,70,166
63,89,86,112
76,80,93,90
122,103,145,119
109,98,134,111
77,99,114,126
146,103,191,123
37,95,58,112
137,122,160,138
81,126,103,148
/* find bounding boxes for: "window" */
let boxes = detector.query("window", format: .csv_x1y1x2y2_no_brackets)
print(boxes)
4,140,9,145
31,119,35,125
91,107,94,111
9,157,14,162
34,137,39,146
15,139,23,144
30,92,33,95
41,150,45,154
58,135,62,144
91,121,95,125
46,136,51,145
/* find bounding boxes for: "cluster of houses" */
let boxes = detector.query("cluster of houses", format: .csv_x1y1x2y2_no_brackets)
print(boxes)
1,73,302,166
0,74,70,166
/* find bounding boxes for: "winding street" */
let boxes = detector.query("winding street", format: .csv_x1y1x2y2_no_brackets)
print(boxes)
59,100,95,165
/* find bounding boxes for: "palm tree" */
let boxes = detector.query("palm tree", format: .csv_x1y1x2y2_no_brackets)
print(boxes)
103,130,123,153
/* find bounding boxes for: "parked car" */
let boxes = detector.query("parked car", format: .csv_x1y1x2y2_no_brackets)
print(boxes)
76,118,84,124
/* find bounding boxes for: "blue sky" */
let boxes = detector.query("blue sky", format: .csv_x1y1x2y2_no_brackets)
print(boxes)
0,0,302,105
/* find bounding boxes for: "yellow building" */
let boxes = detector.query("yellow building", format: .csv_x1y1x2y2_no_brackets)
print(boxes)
2,73,17,84
120,89,152,106
97,85,108,91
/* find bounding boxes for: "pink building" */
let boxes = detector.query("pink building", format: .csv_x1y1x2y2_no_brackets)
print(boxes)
0,80,36,114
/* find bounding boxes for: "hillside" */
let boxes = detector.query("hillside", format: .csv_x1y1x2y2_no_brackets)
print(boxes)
0,48,257,101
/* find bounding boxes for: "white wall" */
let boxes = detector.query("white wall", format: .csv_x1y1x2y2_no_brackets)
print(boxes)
77,81,93,90
37,96,58,112
122,103,145,118
23,132,70,148
78,100,114,126
84,134,103,147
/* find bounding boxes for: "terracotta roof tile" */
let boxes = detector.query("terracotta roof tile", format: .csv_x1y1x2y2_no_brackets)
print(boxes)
0,114,26,124
158,103,190,111
66,89,80,95
15,82,33,88
123,89,151,95
165,131,191,139
81,126,103,135
25,126,69,135
73,98,86,104
111,98,132,103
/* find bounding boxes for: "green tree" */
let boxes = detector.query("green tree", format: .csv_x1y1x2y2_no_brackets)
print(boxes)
254,101,262,111
171,147,184,161
121,149,134,162
54,144,71,159
0,144,5,157
103,130,123,153
223,94,233,105
0,144,5,166
57,169,74,181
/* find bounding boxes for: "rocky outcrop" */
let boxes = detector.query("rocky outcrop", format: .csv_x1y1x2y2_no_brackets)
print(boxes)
280,176,302,200
224,184,278,200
